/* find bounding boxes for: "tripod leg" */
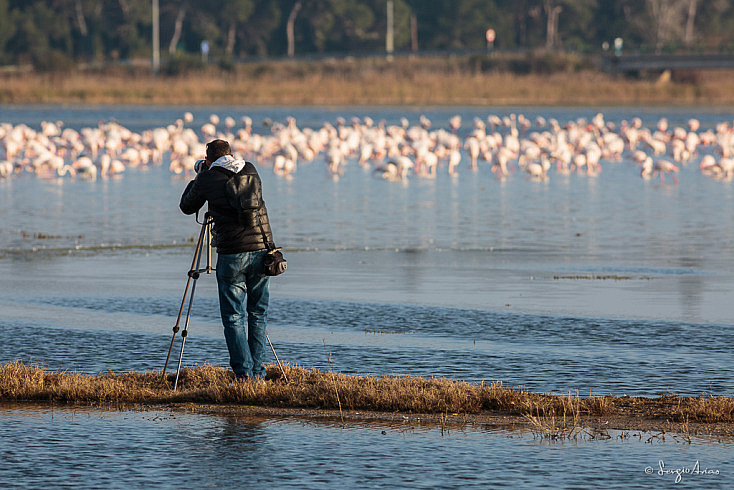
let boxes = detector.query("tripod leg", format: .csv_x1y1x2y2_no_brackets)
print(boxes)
163,219,208,380
267,334,289,383
172,223,208,391
173,333,188,391
206,221,213,274
173,275,199,391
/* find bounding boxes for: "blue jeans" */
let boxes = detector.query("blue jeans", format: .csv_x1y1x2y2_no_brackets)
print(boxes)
215,250,270,379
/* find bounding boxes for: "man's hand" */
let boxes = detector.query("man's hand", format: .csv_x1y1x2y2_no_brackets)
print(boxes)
194,159,210,173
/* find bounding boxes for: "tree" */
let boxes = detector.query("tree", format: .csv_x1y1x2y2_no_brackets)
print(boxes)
552,0,597,52
240,0,281,57
8,0,734,69
643,0,688,52
591,0,643,52
221,0,255,57
689,0,734,50
544,0,562,48
684,0,697,46
411,0,507,50
165,1,187,54
7,1,75,68
286,0,301,57
0,0,18,64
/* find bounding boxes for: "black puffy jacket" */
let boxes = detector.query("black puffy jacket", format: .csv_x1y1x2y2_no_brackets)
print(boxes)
180,161,273,254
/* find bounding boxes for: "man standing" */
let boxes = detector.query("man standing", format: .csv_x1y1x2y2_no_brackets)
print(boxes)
180,139,273,380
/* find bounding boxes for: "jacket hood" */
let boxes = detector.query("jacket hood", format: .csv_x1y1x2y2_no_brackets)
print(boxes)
211,155,246,173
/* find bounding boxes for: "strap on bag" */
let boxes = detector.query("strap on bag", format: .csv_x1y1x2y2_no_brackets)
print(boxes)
257,212,276,251
217,164,283,261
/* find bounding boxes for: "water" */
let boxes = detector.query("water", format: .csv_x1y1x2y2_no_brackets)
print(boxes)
2,105,734,487
0,403,731,489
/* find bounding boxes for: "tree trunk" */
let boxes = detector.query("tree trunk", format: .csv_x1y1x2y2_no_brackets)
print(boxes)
646,0,686,52
685,0,698,46
544,0,552,48
551,6,562,48
544,0,562,48
168,3,187,54
410,12,418,52
118,0,130,16
75,0,88,36
287,1,302,58
226,22,236,56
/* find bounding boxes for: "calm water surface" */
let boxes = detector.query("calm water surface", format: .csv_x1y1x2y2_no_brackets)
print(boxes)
1,105,733,487
1,403,731,489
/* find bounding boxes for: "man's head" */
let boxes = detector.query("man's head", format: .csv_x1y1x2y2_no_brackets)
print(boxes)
206,139,231,162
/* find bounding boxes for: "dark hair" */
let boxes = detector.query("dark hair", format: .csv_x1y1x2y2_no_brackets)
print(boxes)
206,139,231,161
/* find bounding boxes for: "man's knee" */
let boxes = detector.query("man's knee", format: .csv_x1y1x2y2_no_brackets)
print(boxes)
222,312,245,327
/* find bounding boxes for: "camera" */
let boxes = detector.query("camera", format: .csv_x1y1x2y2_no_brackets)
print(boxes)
194,159,210,173
262,248,287,276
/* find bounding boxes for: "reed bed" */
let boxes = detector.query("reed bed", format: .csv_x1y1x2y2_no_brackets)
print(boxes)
1,361,732,426
2,57,734,106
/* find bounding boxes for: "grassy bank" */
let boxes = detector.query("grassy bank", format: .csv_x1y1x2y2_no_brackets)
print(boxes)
2,362,733,437
2,57,734,106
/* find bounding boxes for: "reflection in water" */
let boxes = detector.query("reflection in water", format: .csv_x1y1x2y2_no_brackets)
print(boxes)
173,414,269,485
678,257,704,322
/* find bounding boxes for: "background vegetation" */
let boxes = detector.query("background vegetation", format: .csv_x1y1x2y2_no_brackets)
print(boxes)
2,0,734,73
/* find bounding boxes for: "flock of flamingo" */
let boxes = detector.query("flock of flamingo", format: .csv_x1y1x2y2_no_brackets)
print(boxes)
1,110,734,184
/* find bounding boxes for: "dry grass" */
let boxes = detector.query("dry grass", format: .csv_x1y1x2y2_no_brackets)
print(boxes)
2,361,732,428
2,57,734,106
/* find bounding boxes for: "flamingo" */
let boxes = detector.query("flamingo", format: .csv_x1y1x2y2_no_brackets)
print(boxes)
716,157,734,180
10,110,734,192
372,161,399,180
464,136,480,170
0,159,13,178
447,148,461,176
72,155,97,180
326,142,343,176
448,115,461,134
415,149,438,178
491,147,514,178
273,154,295,177
522,157,550,180
654,159,679,184
699,154,718,175
641,157,679,184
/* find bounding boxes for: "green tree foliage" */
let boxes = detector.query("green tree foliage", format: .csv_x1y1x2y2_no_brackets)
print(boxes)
0,0,18,64
411,0,507,50
4,0,734,70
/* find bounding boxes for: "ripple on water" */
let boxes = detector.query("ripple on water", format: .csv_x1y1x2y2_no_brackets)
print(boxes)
2,294,732,396
0,403,732,488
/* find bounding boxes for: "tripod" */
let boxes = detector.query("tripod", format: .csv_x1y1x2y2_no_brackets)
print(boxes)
163,212,288,390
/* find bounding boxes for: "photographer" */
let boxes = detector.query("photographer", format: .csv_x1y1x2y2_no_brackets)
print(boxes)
179,139,274,381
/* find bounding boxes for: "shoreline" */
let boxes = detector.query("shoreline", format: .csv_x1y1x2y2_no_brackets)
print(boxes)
1,362,732,439
4,400,733,439
178,404,734,439
4,59,734,107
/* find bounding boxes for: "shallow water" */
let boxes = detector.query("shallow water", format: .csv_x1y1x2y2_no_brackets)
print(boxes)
1,252,732,396
1,403,731,489
2,105,734,486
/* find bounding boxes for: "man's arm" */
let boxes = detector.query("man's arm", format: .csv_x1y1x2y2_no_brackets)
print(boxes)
179,176,207,215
